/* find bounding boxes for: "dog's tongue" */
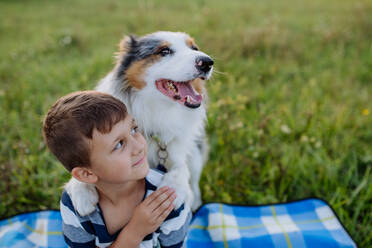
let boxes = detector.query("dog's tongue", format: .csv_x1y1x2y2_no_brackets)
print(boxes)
175,81,202,103
155,79,203,108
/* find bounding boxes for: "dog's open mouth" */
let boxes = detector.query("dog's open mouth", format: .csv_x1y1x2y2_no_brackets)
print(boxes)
155,79,202,108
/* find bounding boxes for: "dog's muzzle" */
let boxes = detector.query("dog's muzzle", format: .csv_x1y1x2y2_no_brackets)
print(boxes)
195,56,214,74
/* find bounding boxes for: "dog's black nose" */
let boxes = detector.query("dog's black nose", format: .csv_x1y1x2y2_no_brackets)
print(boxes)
195,56,214,73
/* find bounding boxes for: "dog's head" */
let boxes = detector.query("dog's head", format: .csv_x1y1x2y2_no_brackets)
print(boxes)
114,31,213,109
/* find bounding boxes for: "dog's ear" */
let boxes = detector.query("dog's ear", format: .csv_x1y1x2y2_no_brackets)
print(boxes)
115,35,137,65
119,35,137,54
115,35,139,80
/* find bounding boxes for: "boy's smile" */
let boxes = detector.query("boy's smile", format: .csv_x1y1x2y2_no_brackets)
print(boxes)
89,116,149,184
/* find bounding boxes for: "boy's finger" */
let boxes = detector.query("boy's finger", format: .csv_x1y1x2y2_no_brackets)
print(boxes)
148,189,175,209
143,186,169,205
152,192,176,216
155,203,174,222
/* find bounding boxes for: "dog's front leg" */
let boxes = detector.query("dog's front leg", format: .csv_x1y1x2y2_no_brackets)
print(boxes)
158,141,193,209
160,163,193,209
64,178,98,216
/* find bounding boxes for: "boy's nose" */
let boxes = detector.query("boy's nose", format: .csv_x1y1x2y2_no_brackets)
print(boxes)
132,138,145,156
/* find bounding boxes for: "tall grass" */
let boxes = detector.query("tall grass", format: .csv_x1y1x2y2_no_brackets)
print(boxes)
0,0,371,246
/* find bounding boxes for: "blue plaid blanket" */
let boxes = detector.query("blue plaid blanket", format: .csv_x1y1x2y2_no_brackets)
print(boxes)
0,198,356,248
0,210,65,248
185,198,356,247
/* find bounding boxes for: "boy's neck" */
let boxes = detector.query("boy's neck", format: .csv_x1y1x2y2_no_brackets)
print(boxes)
95,178,145,206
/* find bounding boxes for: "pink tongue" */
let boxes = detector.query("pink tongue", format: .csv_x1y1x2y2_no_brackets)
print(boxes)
175,82,202,102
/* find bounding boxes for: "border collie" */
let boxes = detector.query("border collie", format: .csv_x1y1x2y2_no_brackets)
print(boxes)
65,31,213,215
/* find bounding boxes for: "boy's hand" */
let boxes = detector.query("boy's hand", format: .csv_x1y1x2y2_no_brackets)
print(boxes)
127,186,176,240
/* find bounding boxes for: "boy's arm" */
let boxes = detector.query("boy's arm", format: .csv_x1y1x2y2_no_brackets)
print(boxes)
158,204,192,248
110,186,176,248
108,223,143,248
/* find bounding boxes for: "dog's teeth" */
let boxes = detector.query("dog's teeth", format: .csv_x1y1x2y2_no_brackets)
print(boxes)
166,81,177,93
189,95,197,103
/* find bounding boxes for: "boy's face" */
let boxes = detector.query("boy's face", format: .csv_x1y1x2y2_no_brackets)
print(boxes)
89,115,149,184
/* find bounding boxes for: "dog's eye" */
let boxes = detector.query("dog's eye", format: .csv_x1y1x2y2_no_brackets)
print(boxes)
191,45,199,51
159,47,172,56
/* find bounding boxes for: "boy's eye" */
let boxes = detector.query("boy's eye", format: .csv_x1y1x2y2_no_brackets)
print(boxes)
131,126,138,135
114,140,124,150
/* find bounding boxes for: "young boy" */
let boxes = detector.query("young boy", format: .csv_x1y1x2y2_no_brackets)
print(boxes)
43,91,191,248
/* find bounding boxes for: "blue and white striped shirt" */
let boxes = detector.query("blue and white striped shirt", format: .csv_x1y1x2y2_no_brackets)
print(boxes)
60,169,191,248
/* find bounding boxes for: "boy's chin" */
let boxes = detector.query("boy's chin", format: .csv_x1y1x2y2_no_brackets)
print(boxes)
137,161,150,178
143,163,150,175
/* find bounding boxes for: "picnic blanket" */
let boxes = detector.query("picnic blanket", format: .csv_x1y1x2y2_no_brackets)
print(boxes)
185,198,356,247
0,210,64,248
0,198,356,248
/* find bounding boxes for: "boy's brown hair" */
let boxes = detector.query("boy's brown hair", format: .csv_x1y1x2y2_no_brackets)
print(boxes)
43,91,127,171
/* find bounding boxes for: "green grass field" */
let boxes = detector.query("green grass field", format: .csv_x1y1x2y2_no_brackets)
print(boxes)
1,0,371,246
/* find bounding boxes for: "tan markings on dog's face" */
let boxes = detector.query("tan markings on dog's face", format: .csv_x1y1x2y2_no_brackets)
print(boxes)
186,37,199,50
191,78,205,95
125,41,172,89
125,60,148,89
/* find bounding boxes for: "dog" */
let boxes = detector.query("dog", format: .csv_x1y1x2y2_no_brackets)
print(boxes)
65,31,213,216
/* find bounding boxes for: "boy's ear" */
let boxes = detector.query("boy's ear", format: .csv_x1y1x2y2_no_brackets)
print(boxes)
71,167,98,184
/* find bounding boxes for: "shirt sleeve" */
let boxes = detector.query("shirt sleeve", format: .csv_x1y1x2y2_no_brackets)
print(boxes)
158,204,192,248
60,191,96,248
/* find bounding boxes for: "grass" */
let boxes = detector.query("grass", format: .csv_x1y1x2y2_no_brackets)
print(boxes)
0,0,371,246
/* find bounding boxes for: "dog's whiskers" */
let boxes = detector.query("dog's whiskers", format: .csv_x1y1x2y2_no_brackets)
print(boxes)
212,69,227,75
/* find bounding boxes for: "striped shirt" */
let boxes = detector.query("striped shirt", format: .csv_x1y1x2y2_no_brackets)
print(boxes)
60,169,191,248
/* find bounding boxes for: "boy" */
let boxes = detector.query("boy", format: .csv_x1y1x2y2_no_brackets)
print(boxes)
43,91,191,248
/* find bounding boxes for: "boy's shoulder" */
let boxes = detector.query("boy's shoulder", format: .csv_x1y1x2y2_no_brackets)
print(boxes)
60,168,164,214
60,190,76,214
60,190,87,229
60,190,99,221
